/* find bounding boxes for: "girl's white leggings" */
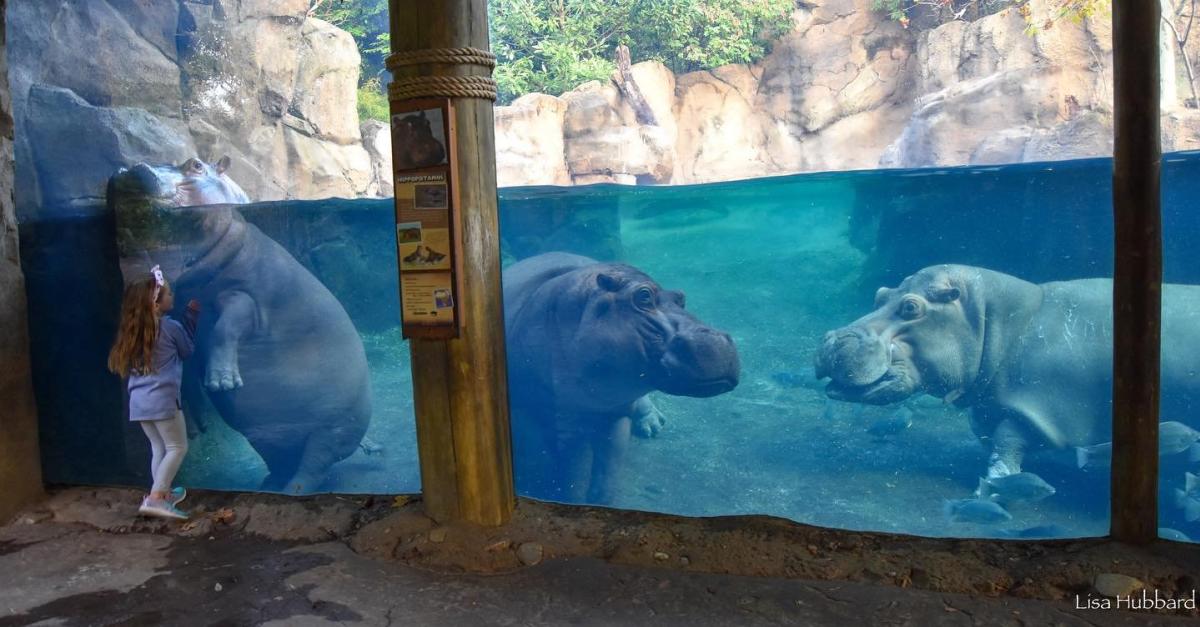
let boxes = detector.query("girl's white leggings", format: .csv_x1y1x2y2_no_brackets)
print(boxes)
141,410,189,495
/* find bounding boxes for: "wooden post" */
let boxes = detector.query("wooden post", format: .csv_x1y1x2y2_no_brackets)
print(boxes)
388,0,514,526
1111,0,1162,544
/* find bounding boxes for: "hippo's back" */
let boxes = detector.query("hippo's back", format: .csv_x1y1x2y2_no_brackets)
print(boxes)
502,252,597,324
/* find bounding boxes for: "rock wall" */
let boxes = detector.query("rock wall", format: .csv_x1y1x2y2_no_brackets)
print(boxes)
492,0,1200,187
9,0,390,219
0,0,45,522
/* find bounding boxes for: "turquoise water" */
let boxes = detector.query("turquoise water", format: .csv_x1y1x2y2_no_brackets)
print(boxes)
20,152,1200,541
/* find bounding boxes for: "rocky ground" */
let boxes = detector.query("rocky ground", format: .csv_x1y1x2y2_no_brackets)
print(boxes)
0,487,1196,625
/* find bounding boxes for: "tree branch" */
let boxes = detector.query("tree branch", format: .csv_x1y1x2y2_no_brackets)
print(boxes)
614,44,658,126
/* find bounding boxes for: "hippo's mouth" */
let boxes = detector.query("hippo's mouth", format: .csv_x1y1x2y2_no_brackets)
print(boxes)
823,365,914,405
661,375,739,398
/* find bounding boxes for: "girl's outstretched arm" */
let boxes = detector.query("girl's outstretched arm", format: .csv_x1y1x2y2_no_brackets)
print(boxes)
183,300,200,341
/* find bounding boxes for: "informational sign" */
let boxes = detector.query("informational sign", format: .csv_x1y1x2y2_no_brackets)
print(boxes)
392,98,460,339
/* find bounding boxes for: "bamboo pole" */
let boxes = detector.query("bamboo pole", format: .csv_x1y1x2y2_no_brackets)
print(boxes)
388,0,514,526
1111,0,1162,544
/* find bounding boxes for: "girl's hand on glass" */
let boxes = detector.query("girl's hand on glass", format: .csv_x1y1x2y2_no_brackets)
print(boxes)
187,299,201,313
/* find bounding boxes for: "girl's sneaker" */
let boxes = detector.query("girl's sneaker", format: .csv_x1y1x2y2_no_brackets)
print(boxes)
139,497,189,521
170,487,187,506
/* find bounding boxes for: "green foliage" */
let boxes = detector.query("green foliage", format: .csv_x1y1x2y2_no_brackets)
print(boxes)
310,0,792,107
310,0,391,83
490,0,794,103
357,78,390,122
869,0,1110,33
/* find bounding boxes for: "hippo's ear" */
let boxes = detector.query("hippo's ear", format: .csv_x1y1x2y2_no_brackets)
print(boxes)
596,272,624,293
927,285,961,303
874,287,893,307
216,156,231,174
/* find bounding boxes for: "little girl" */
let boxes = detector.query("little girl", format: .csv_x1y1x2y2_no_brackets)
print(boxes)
107,265,200,520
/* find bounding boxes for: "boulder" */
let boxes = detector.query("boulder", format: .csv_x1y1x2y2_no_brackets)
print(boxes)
559,62,677,184
9,0,182,120
495,94,571,187
292,18,363,145
282,128,373,199
361,119,394,197
672,65,768,184
882,1,1114,169
107,0,182,62
24,86,195,210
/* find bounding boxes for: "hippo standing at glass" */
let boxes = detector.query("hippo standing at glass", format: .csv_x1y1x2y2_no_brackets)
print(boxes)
107,157,371,493
504,252,741,504
814,264,1200,501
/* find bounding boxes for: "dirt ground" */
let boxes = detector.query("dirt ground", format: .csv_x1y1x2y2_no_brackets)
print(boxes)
2,487,1196,625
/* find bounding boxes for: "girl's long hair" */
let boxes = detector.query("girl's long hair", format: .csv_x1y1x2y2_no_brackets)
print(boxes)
108,277,161,377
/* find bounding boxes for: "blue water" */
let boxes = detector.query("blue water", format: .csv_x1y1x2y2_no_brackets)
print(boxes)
19,152,1200,541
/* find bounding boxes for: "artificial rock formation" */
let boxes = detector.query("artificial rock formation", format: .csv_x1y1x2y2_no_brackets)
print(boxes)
0,0,45,523
8,0,385,219
492,0,1200,187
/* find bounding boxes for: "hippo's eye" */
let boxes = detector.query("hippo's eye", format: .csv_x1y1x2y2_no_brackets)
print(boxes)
633,286,655,310
899,297,924,320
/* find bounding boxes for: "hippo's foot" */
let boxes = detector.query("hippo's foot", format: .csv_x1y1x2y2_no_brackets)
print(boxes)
205,363,244,391
631,398,666,439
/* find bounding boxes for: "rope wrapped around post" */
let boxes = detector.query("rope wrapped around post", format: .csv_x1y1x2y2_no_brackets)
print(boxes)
386,46,498,101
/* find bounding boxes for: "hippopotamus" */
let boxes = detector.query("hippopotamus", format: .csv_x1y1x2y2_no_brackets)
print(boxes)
503,252,741,504
108,157,371,493
814,264,1200,484
392,110,446,170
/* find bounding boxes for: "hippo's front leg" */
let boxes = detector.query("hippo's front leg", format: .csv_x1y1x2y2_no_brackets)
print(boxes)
631,395,666,439
205,290,255,391
985,418,1027,480
587,416,632,504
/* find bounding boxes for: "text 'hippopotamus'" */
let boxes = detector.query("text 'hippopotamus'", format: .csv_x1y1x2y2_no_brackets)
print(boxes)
504,252,741,504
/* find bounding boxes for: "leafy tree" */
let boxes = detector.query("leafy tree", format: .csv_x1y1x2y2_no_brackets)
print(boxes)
309,0,793,110
309,0,391,83
490,0,795,103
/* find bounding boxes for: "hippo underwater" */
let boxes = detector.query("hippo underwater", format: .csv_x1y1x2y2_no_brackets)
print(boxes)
503,252,741,504
815,264,1200,486
108,157,371,493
